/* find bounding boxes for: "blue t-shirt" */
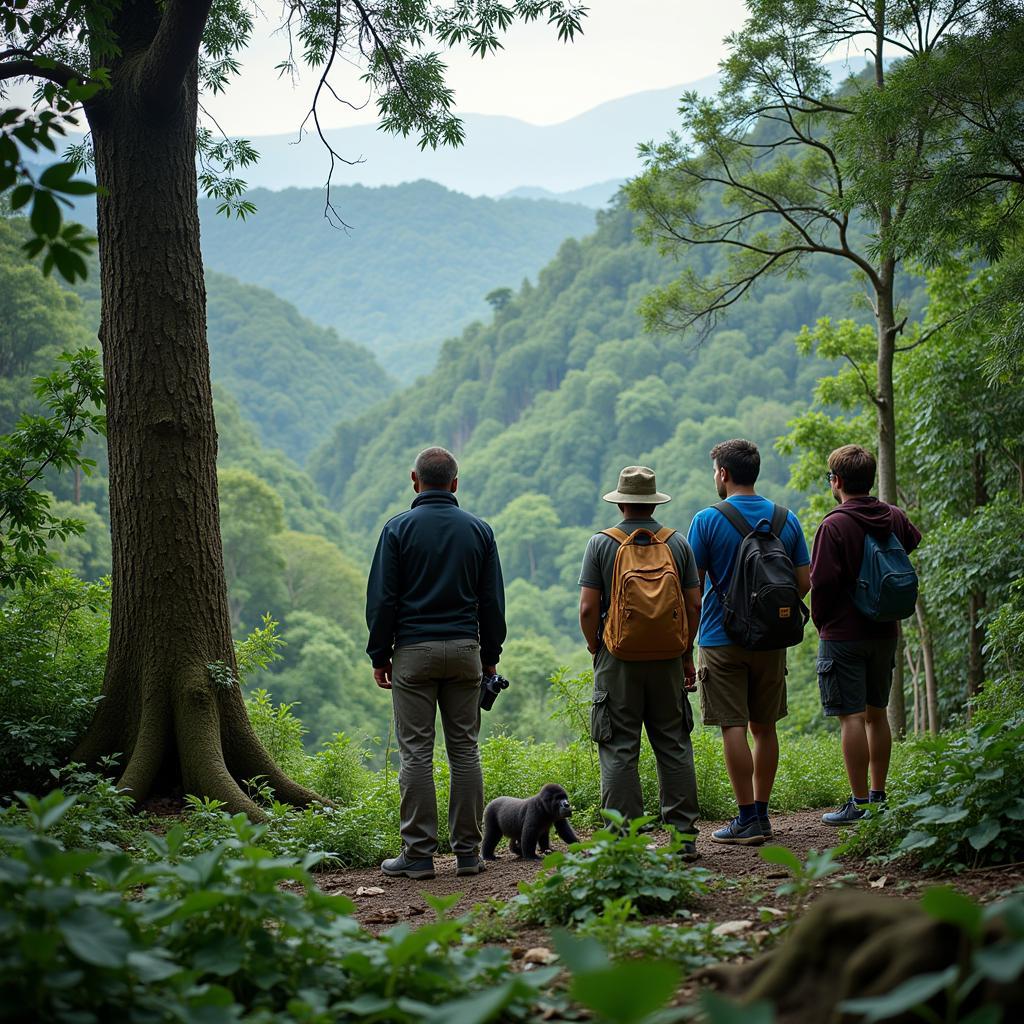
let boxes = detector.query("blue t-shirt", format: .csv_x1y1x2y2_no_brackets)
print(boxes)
687,495,810,648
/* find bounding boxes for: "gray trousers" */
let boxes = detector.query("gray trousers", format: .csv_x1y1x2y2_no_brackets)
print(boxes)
391,639,484,858
591,647,700,836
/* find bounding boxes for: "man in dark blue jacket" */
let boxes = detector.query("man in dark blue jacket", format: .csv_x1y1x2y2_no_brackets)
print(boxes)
366,446,506,879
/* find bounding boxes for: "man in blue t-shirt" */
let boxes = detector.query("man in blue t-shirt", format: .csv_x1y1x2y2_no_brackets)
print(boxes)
687,439,810,845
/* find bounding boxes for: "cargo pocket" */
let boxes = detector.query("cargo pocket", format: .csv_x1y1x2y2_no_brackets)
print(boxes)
590,689,613,743
682,695,695,735
816,657,842,712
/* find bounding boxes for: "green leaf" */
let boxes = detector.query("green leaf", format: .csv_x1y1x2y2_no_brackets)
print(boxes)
899,829,938,851
59,907,135,968
759,845,801,873
552,929,608,974
973,942,1024,984
192,935,244,976
967,819,1001,851
30,189,61,238
839,965,959,1022
571,960,681,1024
921,887,983,938
699,991,775,1024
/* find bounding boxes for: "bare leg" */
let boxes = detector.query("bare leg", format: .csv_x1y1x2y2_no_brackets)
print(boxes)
721,725,754,806
749,720,779,804
838,712,869,800
865,705,892,793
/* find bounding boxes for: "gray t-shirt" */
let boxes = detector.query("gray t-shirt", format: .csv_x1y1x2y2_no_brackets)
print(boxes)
578,518,700,615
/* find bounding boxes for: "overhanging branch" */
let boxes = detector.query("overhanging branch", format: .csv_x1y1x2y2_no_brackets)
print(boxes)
0,57,88,88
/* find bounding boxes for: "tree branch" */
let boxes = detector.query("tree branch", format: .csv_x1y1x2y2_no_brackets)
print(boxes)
140,0,213,104
0,57,87,88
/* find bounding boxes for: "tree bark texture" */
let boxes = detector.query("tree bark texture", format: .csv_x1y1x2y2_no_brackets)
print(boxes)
915,599,939,734
71,2,321,816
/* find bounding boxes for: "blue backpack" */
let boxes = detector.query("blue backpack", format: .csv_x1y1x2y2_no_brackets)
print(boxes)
838,515,918,621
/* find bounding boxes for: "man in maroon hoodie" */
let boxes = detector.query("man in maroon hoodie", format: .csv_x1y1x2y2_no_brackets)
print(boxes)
811,445,921,825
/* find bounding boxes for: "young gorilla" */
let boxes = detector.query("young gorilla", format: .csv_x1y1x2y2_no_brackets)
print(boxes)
481,783,579,860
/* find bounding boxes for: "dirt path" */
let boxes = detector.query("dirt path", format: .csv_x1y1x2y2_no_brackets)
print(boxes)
315,810,1024,934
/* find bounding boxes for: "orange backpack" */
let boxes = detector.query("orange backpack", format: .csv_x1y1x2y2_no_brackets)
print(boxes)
600,527,688,661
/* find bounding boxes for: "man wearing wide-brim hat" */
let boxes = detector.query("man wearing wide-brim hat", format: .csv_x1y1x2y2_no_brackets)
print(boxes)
578,466,703,859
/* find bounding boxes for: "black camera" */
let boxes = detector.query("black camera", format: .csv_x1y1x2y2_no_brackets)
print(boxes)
479,672,510,711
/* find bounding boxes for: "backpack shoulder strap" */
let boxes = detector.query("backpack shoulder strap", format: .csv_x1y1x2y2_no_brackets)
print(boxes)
601,527,629,545
714,501,752,538
654,527,675,543
770,504,789,538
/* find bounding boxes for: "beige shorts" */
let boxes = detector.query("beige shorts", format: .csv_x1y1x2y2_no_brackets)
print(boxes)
698,644,787,727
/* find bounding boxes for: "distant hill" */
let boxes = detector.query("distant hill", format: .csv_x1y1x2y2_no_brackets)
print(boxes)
206,79,720,196
501,180,625,208
62,235,394,463
197,180,597,380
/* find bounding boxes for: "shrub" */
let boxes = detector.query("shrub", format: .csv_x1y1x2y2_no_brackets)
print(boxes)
0,571,108,792
513,811,710,926
842,714,1024,870
0,790,561,1022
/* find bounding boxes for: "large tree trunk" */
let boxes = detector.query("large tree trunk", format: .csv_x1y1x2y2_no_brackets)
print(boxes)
72,4,321,816
967,452,989,704
875,275,905,736
915,598,939,734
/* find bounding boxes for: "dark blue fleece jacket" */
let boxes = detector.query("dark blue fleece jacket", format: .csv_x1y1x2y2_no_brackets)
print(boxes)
365,490,506,668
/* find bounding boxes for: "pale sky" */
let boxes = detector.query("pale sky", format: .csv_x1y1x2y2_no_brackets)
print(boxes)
202,0,752,135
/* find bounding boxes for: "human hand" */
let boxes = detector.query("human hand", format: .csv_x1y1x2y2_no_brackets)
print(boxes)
683,655,697,692
482,664,496,678
373,661,393,689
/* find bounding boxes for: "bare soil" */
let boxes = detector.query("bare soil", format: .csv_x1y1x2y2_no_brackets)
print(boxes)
315,810,1024,938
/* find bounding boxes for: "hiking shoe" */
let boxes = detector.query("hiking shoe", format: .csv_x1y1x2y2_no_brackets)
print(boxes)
679,841,701,862
759,816,773,839
381,852,435,879
456,855,486,876
711,817,765,846
822,798,868,826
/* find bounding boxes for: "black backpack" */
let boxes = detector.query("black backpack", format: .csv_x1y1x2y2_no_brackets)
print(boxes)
707,502,808,651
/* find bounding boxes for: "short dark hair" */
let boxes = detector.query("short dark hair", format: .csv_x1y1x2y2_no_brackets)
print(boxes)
828,444,876,494
414,446,459,487
710,439,760,486
619,503,658,518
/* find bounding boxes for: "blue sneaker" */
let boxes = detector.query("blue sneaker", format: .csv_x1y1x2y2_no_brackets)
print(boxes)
712,817,766,846
822,797,868,826
760,815,773,839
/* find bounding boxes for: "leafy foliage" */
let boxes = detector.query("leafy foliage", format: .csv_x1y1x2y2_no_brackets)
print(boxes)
842,713,1024,871
0,348,104,588
0,790,565,1023
0,570,107,791
514,811,709,926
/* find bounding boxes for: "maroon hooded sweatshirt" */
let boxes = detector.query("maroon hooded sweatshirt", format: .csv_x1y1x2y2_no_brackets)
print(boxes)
810,496,922,641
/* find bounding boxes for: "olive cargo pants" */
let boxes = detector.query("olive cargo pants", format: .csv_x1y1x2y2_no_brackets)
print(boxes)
391,639,484,858
590,647,700,836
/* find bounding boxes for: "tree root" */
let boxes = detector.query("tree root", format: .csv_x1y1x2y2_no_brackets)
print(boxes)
700,891,1024,1023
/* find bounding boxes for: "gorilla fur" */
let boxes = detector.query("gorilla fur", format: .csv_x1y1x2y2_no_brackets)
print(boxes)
481,783,578,860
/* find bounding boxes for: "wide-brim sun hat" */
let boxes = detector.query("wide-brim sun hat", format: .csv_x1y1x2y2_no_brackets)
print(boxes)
602,465,671,505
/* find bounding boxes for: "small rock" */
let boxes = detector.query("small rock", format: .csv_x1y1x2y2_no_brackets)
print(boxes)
759,907,785,918
356,886,386,897
766,871,789,879
523,947,559,965
712,919,754,937
407,904,425,916
364,908,400,924
869,875,888,889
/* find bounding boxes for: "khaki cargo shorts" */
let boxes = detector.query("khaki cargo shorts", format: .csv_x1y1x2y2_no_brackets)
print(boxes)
698,644,788,727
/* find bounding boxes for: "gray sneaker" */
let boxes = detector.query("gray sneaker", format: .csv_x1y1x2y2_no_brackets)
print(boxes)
822,797,868,826
456,855,486,876
679,841,701,862
381,852,435,879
